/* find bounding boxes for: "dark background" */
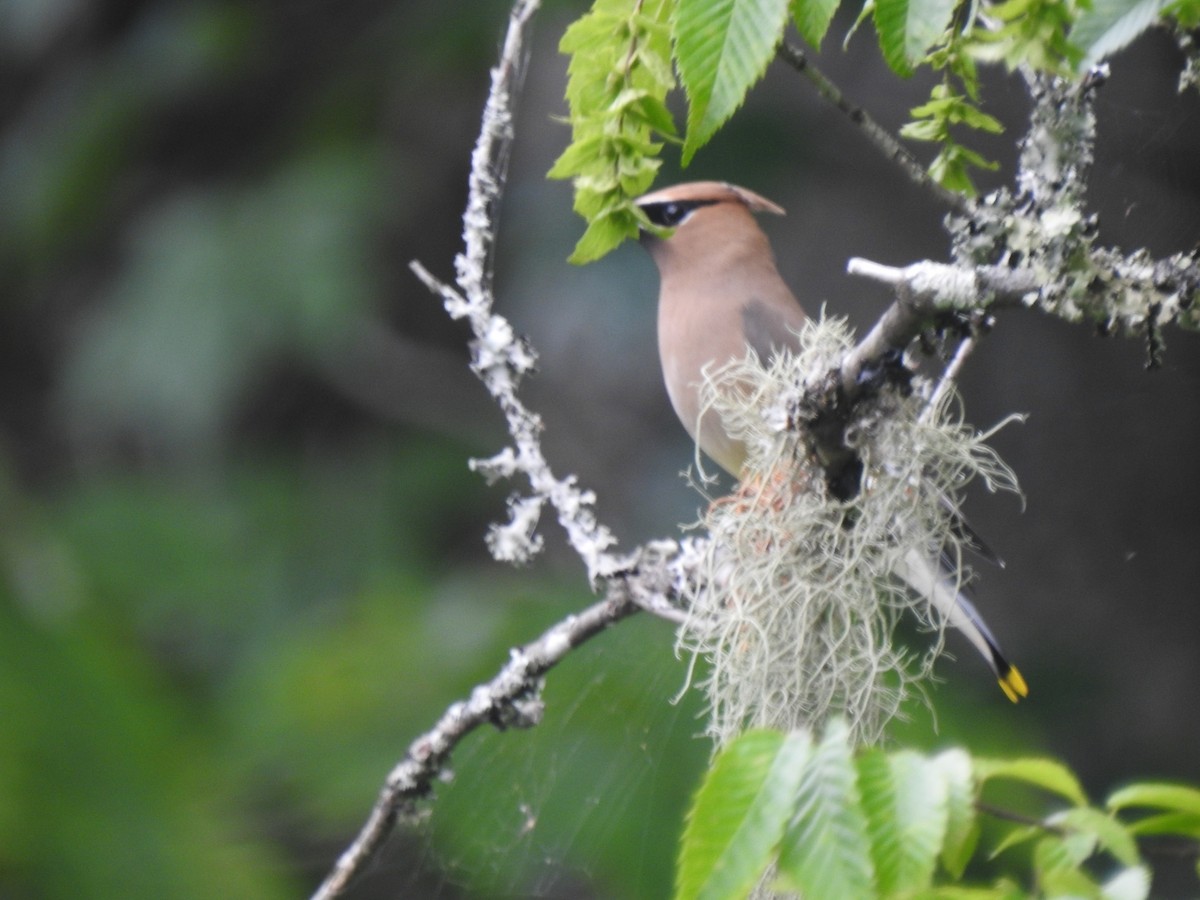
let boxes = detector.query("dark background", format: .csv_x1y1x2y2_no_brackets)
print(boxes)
1,0,1198,896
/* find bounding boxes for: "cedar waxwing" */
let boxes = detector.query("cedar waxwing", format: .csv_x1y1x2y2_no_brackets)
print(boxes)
635,181,1028,702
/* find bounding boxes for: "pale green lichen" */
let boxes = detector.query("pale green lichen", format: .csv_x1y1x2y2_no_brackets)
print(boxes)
676,317,1020,747
950,75,1200,357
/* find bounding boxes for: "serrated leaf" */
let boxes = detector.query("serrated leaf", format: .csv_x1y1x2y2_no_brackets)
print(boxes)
548,134,610,179
1036,844,1099,897
899,118,946,141
568,207,639,263
976,758,1089,806
791,0,843,48
952,144,999,170
553,0,677,262
1072,0,1169,70
929,146,978,194
1123,811,1200,837
675,0,792,164
1053,808,1140,866
873,0,959,75
858,749,948,895
1107,782,1200,816
777,720,875,899
675,729,812,900
989,823,1043,858
933,749,979,879
952,103,1004,133
1033,835,1102,894
559,8,619,54
633,95,680,136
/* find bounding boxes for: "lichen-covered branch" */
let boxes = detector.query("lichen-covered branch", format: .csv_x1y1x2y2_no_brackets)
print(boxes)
313,3,692,895
409,0,632,585
843,67,1200,389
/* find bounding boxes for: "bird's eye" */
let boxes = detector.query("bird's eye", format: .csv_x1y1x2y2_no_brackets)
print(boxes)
642,201,694,228
660,202,686,225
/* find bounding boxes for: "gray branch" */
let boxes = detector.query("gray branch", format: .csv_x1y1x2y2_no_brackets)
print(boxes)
311,3,689,895
776,40,972,216
842,69,1199,396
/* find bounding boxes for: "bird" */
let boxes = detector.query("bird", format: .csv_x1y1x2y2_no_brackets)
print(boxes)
634,180,1028,703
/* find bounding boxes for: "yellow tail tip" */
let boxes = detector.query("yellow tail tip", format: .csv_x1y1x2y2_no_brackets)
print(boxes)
998,666,1029,703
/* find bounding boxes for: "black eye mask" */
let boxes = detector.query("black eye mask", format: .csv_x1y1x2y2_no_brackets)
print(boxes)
638,199,718,228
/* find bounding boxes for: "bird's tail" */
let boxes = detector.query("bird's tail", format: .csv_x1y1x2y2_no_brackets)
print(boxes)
896,549,1028,703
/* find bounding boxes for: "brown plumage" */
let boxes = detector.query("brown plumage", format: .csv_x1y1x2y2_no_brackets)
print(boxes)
637,181,805,474
634,180,1027,702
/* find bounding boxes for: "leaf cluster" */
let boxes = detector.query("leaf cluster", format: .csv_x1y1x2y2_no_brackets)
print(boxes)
548,0,677,262
675,720,1200,899
551,0,1195,259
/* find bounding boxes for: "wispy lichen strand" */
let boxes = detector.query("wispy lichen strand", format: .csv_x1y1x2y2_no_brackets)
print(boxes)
675,318,1020,748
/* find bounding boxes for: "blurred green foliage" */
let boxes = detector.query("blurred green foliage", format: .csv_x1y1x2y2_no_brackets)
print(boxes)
1,431,715,896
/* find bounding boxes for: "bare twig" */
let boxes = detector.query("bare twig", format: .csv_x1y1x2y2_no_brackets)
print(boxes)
776,40,972,216
925,334,978,421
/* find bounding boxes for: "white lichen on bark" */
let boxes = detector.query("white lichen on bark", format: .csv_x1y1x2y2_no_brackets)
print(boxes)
849,70,1199,367
947,70,1200,361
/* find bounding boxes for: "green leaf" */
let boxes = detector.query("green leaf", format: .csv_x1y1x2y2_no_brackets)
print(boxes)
791,0,843,48
933,749,979,879
777,720,875,899
929,145,981,195
1033,834,1102,895
951,144,999,170
858,749,948,895
966,0,1083,74
1072,0,1169,70
989,823,1043,858
675,729,812,900
1053,808,1141,866
1167,0,1200,27
976,757,1089,807
568,206,640,263
675,0,792,164
547,134,609,179
1123,811,1200,837
634,95,681,136
1042,825,1100,868
1108,782,1200,816
922,886,1028,899
952,102,1004,133
899,118,947,141
873,0,959,75
552,0,677,262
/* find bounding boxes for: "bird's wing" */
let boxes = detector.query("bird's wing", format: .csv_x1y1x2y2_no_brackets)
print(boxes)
941,497,1005,567
740,298,805,364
